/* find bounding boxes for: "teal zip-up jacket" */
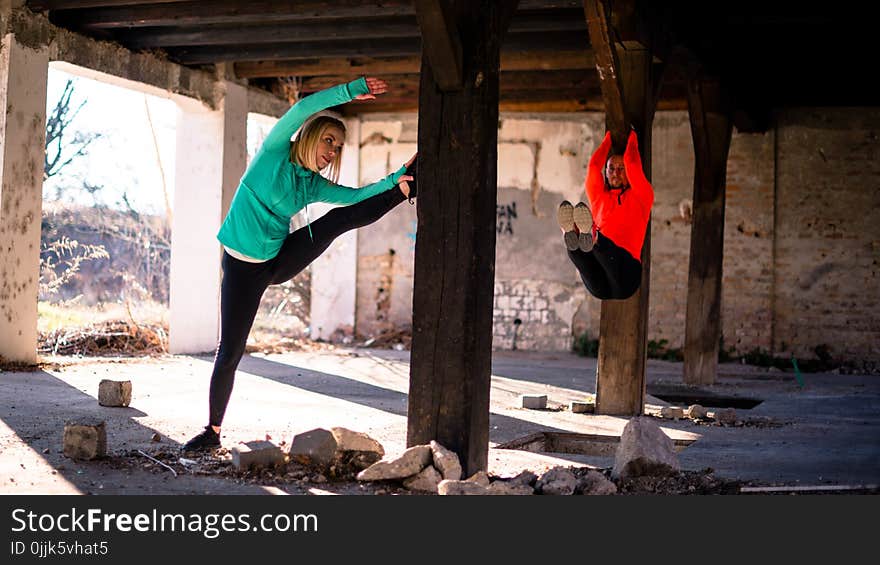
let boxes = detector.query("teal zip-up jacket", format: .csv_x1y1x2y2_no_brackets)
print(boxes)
217,77,406,261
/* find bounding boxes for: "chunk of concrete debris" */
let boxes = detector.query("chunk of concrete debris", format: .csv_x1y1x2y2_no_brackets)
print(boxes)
331,427,384,457
660,406,685,419
289,428,338,468
506,470,537,487
63,419,107,460
464,470,491,487
570,401,595,414
330,427,385,471
577,470,618,495
520,394,548,410
403,465,443,493
430,440,462,481
708,408,737,425
486,480,534,495
536,467,578,495
686,404,709,419
437,479,489,495
612,416,680,480
232,440,285,471
290,427,386,472
98,380,132,407
357,445,432,481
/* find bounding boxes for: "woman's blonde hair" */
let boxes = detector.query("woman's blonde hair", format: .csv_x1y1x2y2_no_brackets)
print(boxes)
289,115,346,183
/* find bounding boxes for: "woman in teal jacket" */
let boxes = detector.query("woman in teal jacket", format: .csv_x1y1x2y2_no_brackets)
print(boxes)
183,76,417,452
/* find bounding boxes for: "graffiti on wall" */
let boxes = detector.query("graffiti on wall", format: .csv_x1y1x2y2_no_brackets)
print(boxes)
496,201,517,236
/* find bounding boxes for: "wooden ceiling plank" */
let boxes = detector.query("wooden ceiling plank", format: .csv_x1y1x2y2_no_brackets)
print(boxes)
234,48,595,79
169,30,587,65
49,0,416,29
120,17,420,49
28,0,188,9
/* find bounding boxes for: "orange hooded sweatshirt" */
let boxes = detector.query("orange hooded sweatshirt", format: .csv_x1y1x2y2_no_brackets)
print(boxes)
585,130,654,262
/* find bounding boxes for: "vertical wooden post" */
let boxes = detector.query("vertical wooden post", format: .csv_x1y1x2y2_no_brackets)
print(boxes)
683,76,733,385
585,0,657,415
408,0,517,476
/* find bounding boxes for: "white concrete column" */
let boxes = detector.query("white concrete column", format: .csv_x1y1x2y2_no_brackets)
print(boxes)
309,117,360,340
169,81,247,354
0,32,48,363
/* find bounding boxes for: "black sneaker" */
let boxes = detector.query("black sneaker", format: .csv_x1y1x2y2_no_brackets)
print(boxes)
404,157,418,202
181,426,220,452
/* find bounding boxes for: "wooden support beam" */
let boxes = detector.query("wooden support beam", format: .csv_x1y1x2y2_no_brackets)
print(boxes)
584,0,659,416
408,0,518,477
415,0,462,90
583,0,626,143
683,74,733,386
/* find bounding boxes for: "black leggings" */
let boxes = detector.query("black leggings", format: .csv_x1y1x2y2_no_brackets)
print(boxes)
567,232,642,300
208,187,407,426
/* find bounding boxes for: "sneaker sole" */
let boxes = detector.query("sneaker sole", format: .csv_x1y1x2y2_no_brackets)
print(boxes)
573,204,594,252
557,201,578,250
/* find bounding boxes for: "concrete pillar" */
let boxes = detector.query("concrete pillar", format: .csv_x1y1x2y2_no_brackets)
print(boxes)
309,118,360,340
0,31,48,363
169,81,247,354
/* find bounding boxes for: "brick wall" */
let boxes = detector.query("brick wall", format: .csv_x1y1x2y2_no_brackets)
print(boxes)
773,108,880,362
349,109,880,364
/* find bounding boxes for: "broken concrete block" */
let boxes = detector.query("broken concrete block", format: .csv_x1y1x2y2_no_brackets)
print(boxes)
686,404,709,419
660,406,685,419
357,445,432,481
709,408,737,425
464,470,491,487
486,481,534,495
437,479,489,495
570,401,595,414
612,416,680,480
289,428,338,467
430,440,462,481
506,470,537,487
331,427,384,457
577,470,618,495
232,441,285,471
63,419,107,460
328,428,385,471
98,380,132,407
536,467,578,495
520,394,548,409
403,465,443,493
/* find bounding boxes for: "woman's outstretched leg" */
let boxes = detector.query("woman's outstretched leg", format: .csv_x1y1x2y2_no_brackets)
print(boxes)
270,187,407,284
